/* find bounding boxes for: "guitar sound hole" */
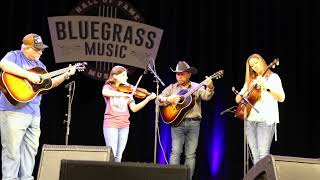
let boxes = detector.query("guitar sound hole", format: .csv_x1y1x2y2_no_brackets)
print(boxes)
179,96,187,104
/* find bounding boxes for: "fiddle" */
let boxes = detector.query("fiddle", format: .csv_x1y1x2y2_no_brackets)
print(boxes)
234,58,279,120
117,83,151,99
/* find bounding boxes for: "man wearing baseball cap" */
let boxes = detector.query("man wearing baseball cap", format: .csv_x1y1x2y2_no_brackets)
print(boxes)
22,33,49,50
158,61,215,180
0,33,76,179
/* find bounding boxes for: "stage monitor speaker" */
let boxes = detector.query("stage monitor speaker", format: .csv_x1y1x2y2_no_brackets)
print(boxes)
37,144,114,180
243,154,320,180
59,159,189,180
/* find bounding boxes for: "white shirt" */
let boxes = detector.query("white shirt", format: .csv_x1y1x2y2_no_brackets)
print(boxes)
239,73,284,125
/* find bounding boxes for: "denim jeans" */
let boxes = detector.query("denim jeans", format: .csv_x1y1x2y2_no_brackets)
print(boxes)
246,121,275,164
0,110,41,180
170,120,200,180
103,127,129,162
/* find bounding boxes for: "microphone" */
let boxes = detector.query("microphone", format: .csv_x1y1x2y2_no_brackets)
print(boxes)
232,86,239,94
144,61,149,74
144,57,154,74
220,106,237,115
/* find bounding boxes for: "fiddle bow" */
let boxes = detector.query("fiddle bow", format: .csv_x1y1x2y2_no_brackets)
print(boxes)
130,75,143,97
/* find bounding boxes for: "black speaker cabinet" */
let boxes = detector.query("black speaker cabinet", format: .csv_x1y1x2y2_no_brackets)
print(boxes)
37,144,114,180
243,155,320,180
59,159,189,180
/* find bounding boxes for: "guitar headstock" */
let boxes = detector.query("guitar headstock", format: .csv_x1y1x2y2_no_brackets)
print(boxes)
74,62,87,72
209,70,224,80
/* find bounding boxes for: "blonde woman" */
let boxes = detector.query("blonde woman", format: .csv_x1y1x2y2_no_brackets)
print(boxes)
235,54,285,164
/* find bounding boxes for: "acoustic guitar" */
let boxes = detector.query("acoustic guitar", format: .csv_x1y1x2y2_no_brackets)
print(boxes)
160,70,224,127
0,62,86,105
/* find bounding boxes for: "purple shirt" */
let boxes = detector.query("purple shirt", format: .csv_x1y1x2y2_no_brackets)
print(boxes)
0,50,46,117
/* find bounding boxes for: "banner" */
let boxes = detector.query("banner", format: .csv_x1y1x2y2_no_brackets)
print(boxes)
48,16,163,69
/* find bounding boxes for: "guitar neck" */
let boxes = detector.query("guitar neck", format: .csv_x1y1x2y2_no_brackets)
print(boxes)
183,80,206,98
41,67,70,79
181,70,223,98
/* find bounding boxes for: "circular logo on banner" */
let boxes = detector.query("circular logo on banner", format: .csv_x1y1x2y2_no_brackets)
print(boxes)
69,0,145,81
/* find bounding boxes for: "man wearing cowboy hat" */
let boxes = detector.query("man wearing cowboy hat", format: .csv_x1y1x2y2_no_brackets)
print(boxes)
158,61,214,179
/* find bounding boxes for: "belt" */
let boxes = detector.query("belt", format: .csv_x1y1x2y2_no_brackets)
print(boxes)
184,118,201,121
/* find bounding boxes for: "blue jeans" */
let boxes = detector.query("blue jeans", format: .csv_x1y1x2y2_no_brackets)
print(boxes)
246,121,275,164
170,120,200,180
103,127,129,162
0,110,41,180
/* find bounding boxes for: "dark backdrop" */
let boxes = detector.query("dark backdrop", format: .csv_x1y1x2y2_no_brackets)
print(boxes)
0,0,318,179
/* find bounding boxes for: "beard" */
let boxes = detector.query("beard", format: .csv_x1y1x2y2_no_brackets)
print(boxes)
34,55,40,60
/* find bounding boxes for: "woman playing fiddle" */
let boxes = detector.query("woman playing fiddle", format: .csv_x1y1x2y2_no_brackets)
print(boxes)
102,65,156,162
235,54,285,164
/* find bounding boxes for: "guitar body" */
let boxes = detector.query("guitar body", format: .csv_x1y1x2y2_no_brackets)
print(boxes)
160,89,196,127
159,70,224,126
0,67,52,105
234,87,261,120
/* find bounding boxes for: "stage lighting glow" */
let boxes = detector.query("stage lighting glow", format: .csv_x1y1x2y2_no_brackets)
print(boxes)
210,114,224,176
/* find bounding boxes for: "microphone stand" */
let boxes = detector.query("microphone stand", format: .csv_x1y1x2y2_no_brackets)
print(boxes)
64,81,75,145
146,59,165,163
232,87,259,176
220,106,237,116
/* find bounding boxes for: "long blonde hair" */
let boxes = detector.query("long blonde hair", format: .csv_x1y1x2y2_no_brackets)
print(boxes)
105,65,127,85
244,54,272,87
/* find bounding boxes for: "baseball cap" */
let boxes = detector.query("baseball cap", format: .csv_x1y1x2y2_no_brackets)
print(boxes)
22,33,48,50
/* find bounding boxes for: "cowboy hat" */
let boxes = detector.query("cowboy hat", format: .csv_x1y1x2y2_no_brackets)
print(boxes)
170,61,198,74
